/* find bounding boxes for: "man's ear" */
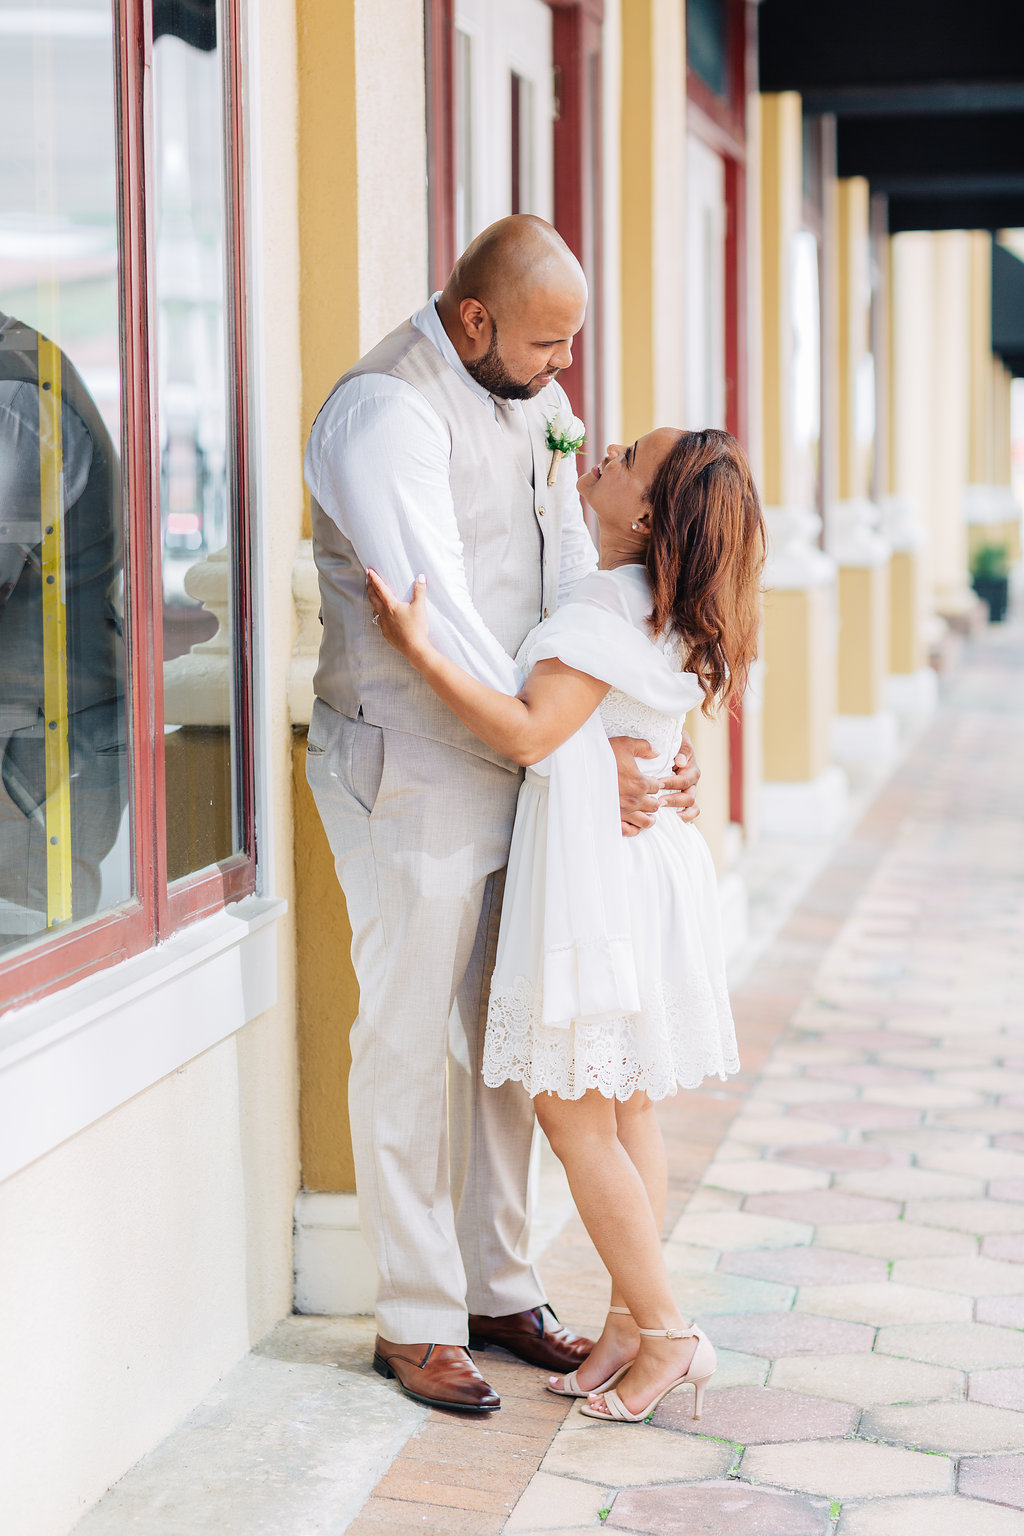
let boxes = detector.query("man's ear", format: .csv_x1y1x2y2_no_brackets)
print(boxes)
459,297,489,345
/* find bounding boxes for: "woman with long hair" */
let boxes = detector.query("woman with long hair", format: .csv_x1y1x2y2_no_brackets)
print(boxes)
367,426,766,1424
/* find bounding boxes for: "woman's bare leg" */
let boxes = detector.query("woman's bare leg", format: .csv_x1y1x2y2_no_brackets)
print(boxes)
535,1088,697,1411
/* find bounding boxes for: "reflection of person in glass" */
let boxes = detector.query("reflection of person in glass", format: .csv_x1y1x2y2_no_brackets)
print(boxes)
0,313,126,949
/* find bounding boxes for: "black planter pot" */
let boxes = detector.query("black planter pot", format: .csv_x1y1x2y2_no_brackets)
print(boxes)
972,575,1010,623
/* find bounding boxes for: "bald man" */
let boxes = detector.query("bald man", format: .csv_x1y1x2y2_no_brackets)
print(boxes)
305,217,699,1412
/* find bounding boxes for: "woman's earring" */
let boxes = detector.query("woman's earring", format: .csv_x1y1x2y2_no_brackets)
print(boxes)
631,522,639,531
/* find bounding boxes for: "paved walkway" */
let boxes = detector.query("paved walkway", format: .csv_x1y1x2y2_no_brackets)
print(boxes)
71,612,1024,1535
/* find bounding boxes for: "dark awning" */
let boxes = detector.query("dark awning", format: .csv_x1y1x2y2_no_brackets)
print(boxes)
758,0,1024,233
993,241,1024,376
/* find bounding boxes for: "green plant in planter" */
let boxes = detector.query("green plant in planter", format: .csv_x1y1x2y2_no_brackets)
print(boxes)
970,542,1010,580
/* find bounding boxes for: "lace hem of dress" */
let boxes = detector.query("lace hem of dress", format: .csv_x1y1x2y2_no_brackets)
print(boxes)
483,973,739,1103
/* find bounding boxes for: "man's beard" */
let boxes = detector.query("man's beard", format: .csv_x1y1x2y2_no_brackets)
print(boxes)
464,320,548,399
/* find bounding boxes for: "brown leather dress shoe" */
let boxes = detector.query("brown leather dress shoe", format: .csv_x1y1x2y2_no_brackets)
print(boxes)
373,1337,500,1412
468,1305,594,1373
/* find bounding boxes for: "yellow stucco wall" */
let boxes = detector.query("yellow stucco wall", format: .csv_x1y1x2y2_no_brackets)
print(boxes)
293,0,427,1190
889,550,922,675
762,585,834,782
838,564,888,715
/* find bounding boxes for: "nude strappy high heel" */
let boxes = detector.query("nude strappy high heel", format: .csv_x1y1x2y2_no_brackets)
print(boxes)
579,1323,717,1422
546,1307,635,1398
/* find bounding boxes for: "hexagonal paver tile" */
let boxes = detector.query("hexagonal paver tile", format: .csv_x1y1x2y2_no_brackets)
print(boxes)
863,1084,987,1109
833,1168,984,1201
830,1030,935,1050
792,1102,921,1129
958,1454,1024,1510
795,1283,971,1327
653,1385,857,1443
542,1421,732,1488
937,1108,1024,1133
671,1211,814,1251
969,1369,1024,1410
995,1135,1024,1152
505,1472,612,1532
771,1145,908,1172
702,1160,831,1196
712,1348,770,1388
992,1182,1024,1205
892,1256,1024,1295
740,1437,952,1498
955,1069,1024,1094
837,1494,1024,1535
862,1128,992,1155
769,1351,963,1405
904,1200,1024,1236
917,1149,1024,1181
744,1192,902,1225
982,1234,1024,1259
877,1322,1024,1371
750,1078,859,1104
718,1247,887,1287
667,1271,796,1317
688,1188,744,1213
698,1312,875,1359
862,1400,1024,1454
813,1221,976,1260
804,1063,927,1086
976,1296,1024,1327
730,1115,844,1148
661,1240,720,1275
607,1481,833,1536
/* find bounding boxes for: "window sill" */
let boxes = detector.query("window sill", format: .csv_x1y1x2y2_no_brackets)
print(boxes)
0,895,288,1184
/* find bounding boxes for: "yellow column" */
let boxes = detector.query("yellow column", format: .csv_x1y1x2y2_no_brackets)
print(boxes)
291,0,428,1208
758,95,846,837
619,0,687,438
830,177,896,764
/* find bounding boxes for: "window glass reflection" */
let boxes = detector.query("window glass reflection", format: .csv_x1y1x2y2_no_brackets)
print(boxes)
0,0,130,957
153,0,240,882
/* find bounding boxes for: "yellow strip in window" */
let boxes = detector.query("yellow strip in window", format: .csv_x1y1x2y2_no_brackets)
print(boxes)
38,335,73,928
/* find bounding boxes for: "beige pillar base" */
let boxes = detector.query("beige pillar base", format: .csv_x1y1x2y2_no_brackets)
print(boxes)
293,1192,376,1316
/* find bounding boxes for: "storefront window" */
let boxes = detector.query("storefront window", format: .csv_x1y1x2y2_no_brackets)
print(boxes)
153,4,240,882
0,0,253,1006
0,0,130,960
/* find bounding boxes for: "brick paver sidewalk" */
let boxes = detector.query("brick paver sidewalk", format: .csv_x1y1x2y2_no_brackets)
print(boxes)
356,614,1024,1535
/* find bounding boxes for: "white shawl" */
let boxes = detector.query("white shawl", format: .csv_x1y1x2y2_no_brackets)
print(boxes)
517,566,704,1029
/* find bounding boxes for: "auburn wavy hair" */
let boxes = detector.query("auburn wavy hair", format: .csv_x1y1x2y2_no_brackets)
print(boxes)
643,428,766,716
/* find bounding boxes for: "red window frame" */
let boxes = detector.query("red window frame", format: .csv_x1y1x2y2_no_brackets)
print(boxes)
686,0,752,828
0,0,255,1011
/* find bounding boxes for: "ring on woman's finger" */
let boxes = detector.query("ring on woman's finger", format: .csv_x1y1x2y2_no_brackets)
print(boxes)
371,612,380,626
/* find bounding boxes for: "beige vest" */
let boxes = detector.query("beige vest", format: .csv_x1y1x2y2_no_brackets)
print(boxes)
311,318,566,769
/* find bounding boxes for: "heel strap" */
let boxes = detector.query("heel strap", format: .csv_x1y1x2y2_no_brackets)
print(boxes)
637,1324,696,1339
608,1306,632,1317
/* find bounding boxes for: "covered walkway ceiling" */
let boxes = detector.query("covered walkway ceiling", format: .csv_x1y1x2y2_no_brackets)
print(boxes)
758,0,1024,233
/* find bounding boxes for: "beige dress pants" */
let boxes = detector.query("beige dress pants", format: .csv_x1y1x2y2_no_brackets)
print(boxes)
306,698,546,1343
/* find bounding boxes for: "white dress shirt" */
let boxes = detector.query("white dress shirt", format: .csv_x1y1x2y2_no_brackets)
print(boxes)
304,296,598,694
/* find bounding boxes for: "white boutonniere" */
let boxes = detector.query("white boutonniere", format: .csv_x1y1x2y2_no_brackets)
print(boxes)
544,406,586,487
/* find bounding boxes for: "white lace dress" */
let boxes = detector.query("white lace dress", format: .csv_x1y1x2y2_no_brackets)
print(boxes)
482,564,739,1102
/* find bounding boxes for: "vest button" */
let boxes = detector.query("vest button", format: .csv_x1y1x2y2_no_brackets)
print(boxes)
537,505,546,516
543,607,549,619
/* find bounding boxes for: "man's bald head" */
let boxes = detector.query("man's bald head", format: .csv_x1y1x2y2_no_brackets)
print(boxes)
443,215,587,319
437,216,588,400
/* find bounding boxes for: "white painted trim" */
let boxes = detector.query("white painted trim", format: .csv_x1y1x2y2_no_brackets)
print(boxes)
0,896,286,1184
831,709,900,769
293,1191,377,1316
759,765,850,841
238,0,279,901
884,667,939,721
